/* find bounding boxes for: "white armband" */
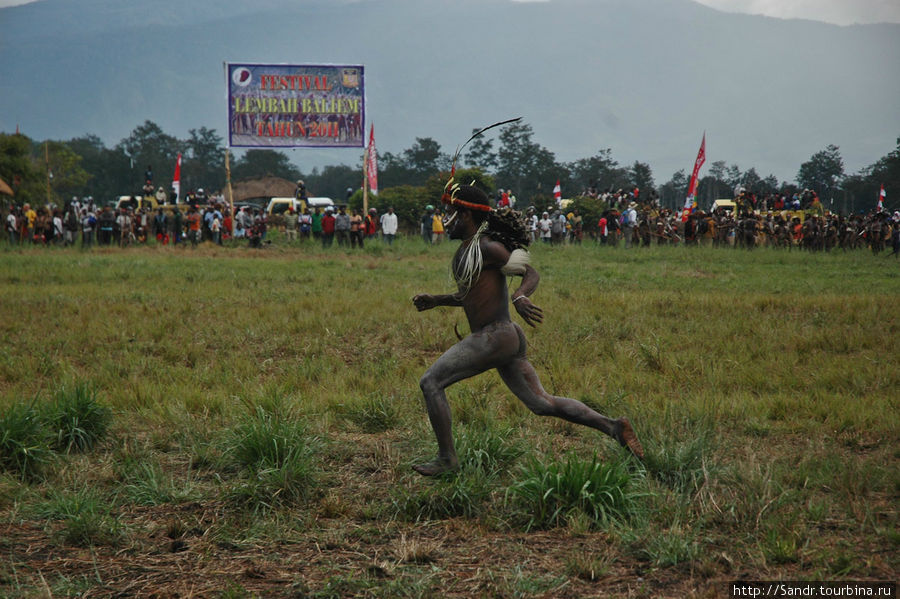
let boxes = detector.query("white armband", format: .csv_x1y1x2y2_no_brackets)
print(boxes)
501,248,530,276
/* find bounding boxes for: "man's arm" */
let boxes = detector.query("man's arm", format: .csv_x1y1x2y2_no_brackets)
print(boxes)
413,292,464,311
482,240,544,327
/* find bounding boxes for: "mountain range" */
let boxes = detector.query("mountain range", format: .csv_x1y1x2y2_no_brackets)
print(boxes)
2,0,899,184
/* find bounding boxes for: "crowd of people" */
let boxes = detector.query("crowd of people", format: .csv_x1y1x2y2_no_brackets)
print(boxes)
5,186,898,256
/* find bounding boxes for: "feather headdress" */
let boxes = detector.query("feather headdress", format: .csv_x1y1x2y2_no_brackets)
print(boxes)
441,117,522,210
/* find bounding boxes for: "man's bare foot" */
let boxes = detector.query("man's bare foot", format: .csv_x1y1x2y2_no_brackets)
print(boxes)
615,418,644,460
412,457,459,476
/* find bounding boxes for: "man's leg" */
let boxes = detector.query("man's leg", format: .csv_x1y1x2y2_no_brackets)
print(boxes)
415,325,521,476
495,326,644,458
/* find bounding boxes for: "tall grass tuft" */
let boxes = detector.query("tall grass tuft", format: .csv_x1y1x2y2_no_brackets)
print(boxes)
35,486,123,547
641,426,717,496
0,403,54,480
391,425,524,521
507,452,642,531
455,425,524,476
392,468,495,521
223,406,319,511
44,384,112,454
340,393,401,433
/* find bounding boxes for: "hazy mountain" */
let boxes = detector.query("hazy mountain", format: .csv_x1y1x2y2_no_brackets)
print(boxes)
2,0,898,183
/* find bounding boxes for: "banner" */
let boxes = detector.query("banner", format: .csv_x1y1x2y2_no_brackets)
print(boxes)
553,179,561,205
226,63,365,148
682,132,706,222
366,124,378,194
172,153,181,203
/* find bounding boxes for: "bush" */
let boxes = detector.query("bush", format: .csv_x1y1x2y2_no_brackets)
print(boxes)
223,406,319,510
0,403,54,480
507,452,642,531
44,384,112,453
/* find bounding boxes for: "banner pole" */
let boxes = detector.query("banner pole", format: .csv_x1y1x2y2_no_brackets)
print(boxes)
225,149,234,235
362,147,369,214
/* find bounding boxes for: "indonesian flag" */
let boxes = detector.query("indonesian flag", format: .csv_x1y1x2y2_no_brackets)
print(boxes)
877,184,886,211
366,124,378,195
553,179,561,205
172,153,182,203
682,132,706,222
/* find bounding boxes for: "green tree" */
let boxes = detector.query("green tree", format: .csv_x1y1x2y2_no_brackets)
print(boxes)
461,129,498,172
115,120,181,192
379,150,416,188
496,120,562,201
628,161,655,194
184,127,225,194
41,140,90,203
306,164,360,201
566,148,625,194
659,169,687,209
797,144,844,201
65,134,129,203
372,185,426,232
869,137,900,212
232,149,301,182
403,137,449,181
0,132,43,207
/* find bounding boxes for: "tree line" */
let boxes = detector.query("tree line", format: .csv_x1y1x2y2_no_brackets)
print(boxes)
1,119,897,218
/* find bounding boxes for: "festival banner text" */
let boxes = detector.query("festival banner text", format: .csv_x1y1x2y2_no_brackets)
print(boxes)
226,63,365,148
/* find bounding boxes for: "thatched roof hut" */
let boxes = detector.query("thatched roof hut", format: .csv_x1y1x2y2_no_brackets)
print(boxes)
225,176,297,205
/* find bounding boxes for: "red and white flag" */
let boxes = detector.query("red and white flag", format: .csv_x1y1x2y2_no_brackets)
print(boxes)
877,184,886,211
366,124,378,195
172,153,182,203
682,132,706,222
553,179,561,205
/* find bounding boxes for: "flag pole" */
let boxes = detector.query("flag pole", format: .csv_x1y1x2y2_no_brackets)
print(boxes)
225,149,235,235
45,142,51,206
362,146,369,215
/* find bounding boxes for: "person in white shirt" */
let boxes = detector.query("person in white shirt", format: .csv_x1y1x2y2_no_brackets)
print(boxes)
380,206,398,245
538,212,552,244
6,210,17,245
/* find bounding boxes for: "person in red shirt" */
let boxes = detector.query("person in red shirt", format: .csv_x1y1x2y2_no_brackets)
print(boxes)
321,206,336,248
365,208,378,239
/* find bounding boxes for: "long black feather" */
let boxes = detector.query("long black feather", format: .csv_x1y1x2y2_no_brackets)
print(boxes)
452,117,522,164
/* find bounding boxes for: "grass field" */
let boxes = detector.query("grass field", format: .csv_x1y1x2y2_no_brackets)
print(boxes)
1,238,898,598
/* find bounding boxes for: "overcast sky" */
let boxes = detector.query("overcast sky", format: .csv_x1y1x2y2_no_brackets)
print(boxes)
2,0,899,24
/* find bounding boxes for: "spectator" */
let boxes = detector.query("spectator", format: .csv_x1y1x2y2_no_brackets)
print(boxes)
321,206,336,248
284,207,298,243
623,202,638,248
432,209,445,244
299,207,312,241
335,206,351,246
81,209,95,248
6,207,18,245
186,207,202,246
311,207,323,242
23,203,36,242
154,209,169,245
539,211,552,244
421,205,434,244
365,208,378,239
380,206,398,246
349,209,364,248
211,211,222,245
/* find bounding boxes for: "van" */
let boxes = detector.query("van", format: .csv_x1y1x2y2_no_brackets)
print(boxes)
266,197,334,215
710,199,736,214
114,196,200,217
